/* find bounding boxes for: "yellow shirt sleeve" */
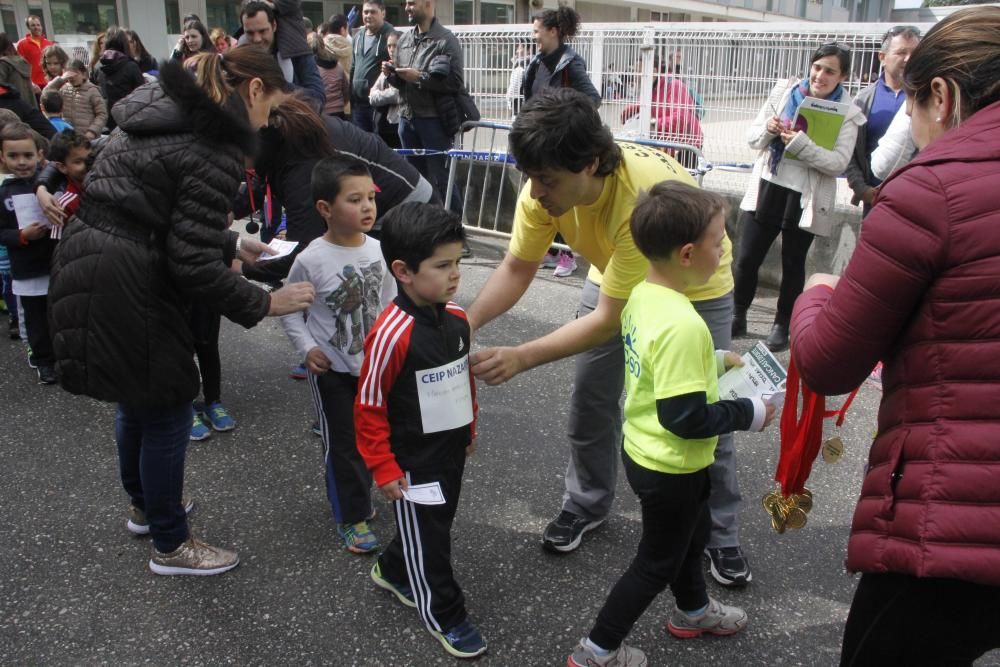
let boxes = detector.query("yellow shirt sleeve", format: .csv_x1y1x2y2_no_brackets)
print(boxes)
508,184,557,263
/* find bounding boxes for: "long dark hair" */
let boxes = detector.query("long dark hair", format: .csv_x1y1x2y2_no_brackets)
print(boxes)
181,19,213,57
259,94,337,172
126,29,153,62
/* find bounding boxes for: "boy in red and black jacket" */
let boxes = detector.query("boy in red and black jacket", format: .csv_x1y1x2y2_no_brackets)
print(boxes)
354,202,485,660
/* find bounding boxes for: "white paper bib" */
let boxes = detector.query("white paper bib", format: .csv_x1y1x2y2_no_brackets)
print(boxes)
416,355,474,434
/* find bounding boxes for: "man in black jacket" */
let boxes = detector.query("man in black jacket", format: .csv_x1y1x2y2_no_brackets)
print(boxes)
386,0,463,211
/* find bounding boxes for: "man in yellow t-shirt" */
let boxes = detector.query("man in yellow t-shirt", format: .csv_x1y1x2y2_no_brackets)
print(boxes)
468,89,753,587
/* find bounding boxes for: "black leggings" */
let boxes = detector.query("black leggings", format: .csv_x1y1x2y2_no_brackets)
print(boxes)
841,572,1000,666
733,210,815,326
191,305,222,405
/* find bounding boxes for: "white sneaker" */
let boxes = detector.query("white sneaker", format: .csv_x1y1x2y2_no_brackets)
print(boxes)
553,251,577,277
540,252,560,269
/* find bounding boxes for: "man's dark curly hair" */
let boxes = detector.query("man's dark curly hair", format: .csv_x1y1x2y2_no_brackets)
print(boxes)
508,88,621,176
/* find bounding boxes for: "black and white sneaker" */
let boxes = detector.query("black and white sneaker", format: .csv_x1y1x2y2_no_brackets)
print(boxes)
542,510,605,553
706,547,753,587
37,365,57,385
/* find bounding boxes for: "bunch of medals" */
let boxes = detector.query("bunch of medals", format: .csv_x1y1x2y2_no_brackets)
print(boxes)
762,435,844,533
762,487,812,533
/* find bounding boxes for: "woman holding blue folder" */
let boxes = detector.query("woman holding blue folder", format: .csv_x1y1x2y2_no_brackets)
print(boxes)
732,43,866,352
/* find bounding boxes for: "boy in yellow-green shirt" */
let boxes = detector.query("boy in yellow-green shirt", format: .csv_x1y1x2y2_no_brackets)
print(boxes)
568,181,775,667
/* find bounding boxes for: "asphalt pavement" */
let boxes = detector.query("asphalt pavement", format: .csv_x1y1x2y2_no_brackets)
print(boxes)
2,234,998,666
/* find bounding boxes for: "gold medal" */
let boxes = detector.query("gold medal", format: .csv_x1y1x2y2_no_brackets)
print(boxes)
822,436,844,464
792,491,813,513
785,506,808,529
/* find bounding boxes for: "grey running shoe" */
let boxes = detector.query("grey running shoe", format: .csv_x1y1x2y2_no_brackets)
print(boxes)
149,537,239,576
667,597,748,639
568,640,647,666
127,497,195,536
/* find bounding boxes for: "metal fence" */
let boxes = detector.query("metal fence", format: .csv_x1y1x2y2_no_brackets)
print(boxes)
452,22,932,199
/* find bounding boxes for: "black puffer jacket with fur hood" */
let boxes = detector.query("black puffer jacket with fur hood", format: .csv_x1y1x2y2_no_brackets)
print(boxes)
49,60,270,407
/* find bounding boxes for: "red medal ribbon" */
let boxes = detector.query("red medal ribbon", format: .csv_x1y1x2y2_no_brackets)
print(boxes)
776,352,860,496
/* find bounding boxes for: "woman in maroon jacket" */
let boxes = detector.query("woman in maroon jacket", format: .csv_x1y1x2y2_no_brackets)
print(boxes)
789,7,1000,665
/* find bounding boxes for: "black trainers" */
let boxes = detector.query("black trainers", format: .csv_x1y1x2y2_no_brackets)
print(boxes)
542,510,605,553
37,365,57,385
705,547,752,587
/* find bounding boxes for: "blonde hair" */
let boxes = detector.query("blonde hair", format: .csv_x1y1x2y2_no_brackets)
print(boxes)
903,6,1000,127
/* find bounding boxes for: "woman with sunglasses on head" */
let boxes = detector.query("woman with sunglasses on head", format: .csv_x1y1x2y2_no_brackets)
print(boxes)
48,46,314,577
732,43,866,352
790,7,1000,664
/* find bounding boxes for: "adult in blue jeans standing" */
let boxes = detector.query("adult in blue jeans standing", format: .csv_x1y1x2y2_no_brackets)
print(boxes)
384,0,463,212
48,48,314,576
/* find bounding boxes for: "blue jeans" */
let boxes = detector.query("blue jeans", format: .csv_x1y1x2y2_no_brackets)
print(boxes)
398,115,462,213
351,97,374,132
115,403,193,553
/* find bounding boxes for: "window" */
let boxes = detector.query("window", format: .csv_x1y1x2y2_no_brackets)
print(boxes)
206,0,241,32
0,0,16,36
302,1,324,27
49,1,118,35
165,0,180,34
454,0,473,24
651,11,662,20
481,1,514,23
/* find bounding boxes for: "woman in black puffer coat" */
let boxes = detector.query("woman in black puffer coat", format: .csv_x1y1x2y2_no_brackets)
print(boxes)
48,47,314,576
96,27,145,132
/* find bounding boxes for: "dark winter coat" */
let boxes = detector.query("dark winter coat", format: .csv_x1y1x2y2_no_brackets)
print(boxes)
0,84,55,138
522,45,600,107
790,100,1000,586
97,49,144,131
239,115,434,283
49,60,270,408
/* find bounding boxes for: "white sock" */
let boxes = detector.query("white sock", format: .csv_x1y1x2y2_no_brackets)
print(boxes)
583,637,611,656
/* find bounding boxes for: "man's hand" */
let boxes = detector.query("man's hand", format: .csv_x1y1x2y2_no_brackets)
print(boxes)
722,351,743,371
466,439,477,457
380,477,408,501
21,222,48,241
238,237,275,265
471,346,525,385
393,67,421,83
267,282,315,316
804,273,840,291
35,187,66,227
305,346,331,375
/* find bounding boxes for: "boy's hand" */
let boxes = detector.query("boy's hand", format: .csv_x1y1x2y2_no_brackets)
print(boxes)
760,402,777,430
380,478,408,502
36,188,66,227
305,346,330,375
722,351,743,371
21,222,48,241
465,439,477,457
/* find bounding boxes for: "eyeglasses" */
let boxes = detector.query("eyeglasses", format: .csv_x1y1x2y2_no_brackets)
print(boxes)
819,41,851,54
883,25,921,42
